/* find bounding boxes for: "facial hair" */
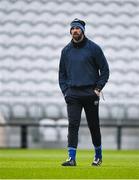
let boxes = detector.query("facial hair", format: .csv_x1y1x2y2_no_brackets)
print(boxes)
72,32,83,42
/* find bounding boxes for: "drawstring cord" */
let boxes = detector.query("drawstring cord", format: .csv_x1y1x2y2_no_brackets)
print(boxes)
101,91,105,101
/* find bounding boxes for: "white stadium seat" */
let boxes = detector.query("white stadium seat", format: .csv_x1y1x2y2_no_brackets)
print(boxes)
39,119,57,141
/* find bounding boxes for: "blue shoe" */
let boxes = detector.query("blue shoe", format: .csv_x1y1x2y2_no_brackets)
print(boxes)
92,157,102,166
62,157,76,166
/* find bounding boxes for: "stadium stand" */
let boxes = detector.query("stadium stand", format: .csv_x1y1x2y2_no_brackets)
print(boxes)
0,0,139,148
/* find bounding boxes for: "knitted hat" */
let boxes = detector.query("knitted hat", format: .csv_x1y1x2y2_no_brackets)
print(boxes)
70,18,86,33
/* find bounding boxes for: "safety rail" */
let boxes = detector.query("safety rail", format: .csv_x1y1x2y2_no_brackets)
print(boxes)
0,122,139,150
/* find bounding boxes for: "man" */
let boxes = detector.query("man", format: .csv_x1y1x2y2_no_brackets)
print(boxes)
59,18,109,166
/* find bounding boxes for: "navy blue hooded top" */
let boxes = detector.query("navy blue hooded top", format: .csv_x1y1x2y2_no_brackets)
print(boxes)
59,37,109,95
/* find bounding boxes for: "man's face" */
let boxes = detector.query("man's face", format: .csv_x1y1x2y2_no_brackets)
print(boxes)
71,27,83,41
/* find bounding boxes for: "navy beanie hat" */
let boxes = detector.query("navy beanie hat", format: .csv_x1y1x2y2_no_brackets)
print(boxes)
70,18,86,33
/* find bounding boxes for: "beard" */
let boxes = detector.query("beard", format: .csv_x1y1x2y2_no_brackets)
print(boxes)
72,33,83,41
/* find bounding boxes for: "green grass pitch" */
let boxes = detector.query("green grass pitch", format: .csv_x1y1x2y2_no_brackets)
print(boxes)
0,149,139,179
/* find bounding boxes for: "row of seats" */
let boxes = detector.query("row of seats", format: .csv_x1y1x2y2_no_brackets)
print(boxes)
1,0,138,11
0,81,139,96
0,100,139,120
0,0,139,121
0,57,138,70
0,69,138,82
1,41,138,52
1,26,138,38
0,48,138,59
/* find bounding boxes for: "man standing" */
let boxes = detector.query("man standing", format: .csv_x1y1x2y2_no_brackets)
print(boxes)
59,18,109,166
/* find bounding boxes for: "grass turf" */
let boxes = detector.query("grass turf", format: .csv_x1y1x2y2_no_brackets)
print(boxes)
0,149,139,179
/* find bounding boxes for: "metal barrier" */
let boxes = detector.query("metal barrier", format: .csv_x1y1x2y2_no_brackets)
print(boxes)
0,122,139,149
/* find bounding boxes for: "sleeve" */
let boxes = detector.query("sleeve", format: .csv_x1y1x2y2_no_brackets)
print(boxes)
58,49,68,95
94,45,110,91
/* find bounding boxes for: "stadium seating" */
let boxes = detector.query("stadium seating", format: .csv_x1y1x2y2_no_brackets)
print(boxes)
0,0,139,147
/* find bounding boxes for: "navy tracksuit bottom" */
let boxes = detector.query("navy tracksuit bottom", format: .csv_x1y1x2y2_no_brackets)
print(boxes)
65,86,101,148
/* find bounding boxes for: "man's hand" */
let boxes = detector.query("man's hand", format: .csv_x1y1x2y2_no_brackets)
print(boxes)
94,89,100,97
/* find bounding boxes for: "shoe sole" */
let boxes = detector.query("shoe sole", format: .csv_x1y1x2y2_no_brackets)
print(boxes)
61,163,76,166
92,161,102,166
